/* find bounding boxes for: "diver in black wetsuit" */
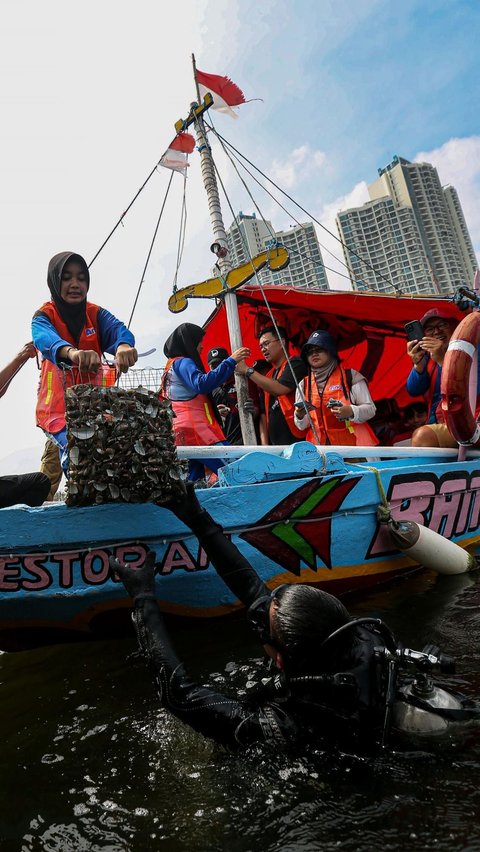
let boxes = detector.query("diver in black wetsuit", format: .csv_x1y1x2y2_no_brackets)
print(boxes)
111,487,480,751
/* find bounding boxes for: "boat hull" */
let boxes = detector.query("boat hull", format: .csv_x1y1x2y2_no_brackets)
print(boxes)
1,445,479,649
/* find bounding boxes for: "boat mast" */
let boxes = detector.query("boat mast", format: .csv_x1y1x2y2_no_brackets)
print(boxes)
190,54,257,446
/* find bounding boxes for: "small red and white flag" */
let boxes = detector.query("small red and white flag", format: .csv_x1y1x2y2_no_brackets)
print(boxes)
159,132,196,175
196,69,246,119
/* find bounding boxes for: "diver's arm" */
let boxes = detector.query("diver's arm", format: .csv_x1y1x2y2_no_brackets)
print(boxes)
112,556,294,750
168,487,267,606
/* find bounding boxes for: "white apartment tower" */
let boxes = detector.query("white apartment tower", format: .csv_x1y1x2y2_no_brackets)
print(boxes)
336,155,477,295
226,212,328,290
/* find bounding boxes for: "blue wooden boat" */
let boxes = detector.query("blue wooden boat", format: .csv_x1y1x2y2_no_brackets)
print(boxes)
0,442,480,649
1,431,479,649
2,282,480,649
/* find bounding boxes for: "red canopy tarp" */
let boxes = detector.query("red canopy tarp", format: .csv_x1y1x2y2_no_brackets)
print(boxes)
202,285,464,408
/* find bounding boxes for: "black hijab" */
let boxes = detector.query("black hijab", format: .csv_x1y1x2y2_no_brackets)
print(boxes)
163,323,223,427
163,323,206,372
45,251,90,345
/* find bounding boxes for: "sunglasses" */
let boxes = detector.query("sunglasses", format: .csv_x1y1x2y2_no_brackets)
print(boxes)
423,321,450,334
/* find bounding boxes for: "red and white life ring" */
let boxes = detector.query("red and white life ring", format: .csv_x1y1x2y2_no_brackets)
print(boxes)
440,312,480,446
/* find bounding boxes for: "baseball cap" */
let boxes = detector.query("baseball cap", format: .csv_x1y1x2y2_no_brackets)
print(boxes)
420,308,456,328
207,347,229,365
300,330,338,363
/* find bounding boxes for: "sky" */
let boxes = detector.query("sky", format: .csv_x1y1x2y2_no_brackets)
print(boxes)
2,0,480,470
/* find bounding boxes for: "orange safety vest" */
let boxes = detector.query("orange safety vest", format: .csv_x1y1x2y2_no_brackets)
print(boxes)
160,357,226,446
35,301,115,433
302,365,378,446
264,360,305,440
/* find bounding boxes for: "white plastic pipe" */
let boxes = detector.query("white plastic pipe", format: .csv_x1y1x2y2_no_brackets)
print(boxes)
388,520,476,575
176,445,480,461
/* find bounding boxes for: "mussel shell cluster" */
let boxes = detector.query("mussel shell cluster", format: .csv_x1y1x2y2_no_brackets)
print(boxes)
65,384,186,506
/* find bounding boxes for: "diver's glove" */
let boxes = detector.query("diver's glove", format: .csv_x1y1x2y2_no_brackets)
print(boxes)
109,551,156,602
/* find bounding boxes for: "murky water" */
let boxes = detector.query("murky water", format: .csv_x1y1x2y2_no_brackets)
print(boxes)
2,569,480,851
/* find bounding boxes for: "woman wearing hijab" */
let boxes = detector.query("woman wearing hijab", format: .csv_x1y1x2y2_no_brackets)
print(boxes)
160,323,249,481
32,251,138,469
293,330,377,446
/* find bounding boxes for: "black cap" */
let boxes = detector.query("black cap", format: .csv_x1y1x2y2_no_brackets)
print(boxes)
207,347,229,365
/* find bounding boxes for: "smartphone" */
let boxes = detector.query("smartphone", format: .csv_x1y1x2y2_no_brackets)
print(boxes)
404,320,424,342
294,401,315,411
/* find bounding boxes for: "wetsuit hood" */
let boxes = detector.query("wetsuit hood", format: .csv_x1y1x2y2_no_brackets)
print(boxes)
46,251,90,346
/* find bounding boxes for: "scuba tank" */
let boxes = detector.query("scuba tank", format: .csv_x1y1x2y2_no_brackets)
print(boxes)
246,615,480,749
387,644,479,743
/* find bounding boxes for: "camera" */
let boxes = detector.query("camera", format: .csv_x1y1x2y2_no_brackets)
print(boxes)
326,398,342,409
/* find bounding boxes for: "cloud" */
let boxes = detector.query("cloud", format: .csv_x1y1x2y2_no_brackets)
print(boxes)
414,136,480,263
270,145,327,189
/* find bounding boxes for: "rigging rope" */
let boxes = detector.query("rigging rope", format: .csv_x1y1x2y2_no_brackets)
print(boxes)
210,122,341,284
210,121,353,284
127,170,174,329
206,126,324,448
173,167,189,293
88,162,162,268
207,123,403,295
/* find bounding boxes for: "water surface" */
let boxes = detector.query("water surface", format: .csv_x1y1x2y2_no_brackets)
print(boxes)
1,569,480,851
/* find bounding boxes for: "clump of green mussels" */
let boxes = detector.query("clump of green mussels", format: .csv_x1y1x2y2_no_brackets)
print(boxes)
64,384,186,506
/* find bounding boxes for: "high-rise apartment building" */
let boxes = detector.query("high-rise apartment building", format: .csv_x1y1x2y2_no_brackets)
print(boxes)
226,212,328,290
336,155,477,295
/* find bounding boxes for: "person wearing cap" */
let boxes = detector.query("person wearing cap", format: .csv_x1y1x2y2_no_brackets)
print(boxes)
236,326,307,445
32,252,137,471
405,308,470,448
161,325,250,479
207,346,259,445
293,330,377,446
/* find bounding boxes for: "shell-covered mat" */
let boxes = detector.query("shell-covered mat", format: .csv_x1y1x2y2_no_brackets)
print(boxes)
64,384,186,507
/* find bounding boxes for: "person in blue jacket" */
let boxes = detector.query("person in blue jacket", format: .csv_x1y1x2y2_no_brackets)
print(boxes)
406,308,466,448
32,251,138,471
160,323,249,481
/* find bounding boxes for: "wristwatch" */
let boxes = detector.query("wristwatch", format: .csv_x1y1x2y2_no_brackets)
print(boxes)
245,367,255,378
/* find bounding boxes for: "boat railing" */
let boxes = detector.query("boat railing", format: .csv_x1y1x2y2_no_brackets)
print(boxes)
176,444,480,461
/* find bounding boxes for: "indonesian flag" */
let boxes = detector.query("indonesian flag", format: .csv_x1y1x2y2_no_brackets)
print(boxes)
159,132,196,174
196,69,246,119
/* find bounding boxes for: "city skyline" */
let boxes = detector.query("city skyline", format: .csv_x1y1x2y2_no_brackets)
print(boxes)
336,155,477,295
226,213,328,290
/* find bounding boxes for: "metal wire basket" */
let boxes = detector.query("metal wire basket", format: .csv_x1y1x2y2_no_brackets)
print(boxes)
60,364,164,394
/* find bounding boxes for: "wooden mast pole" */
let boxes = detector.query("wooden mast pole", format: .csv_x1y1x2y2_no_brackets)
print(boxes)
190,54,257,445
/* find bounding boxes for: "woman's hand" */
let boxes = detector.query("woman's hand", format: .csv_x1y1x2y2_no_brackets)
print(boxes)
231,347,250,364
70,348,101,372
333,403,353,421
115,344,138,374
